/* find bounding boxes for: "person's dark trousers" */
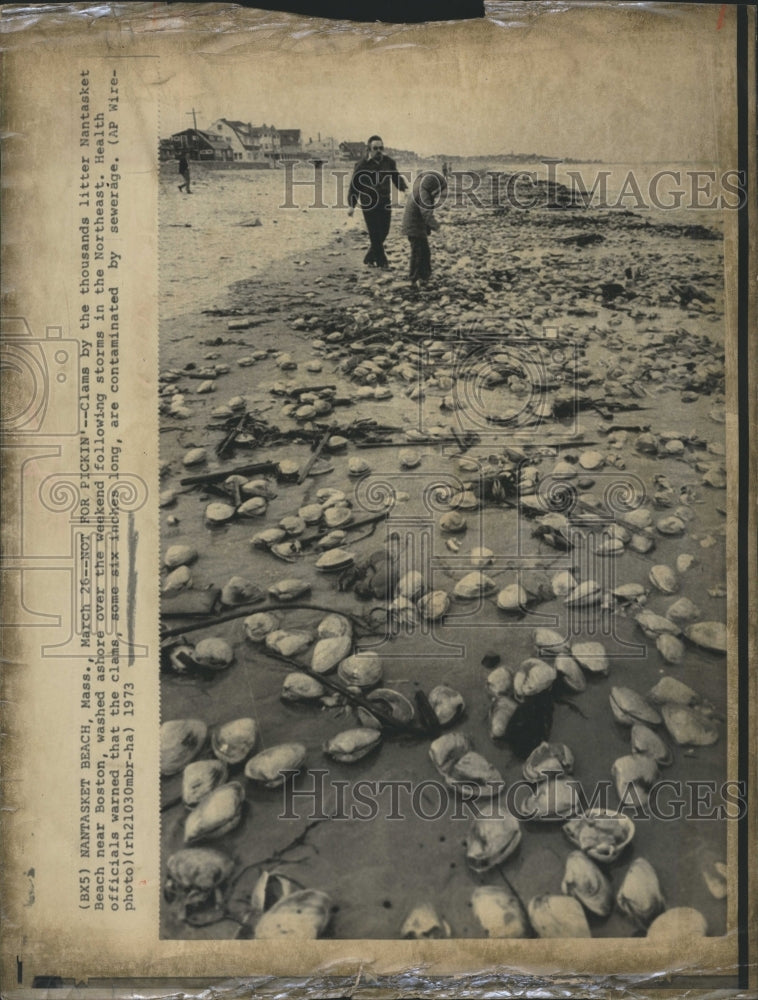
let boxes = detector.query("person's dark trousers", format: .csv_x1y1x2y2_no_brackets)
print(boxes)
408,236,431,282
362,203,392,266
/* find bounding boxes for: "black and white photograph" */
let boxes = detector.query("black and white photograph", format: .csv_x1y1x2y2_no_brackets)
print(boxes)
0,1,753,992
157,4,741,946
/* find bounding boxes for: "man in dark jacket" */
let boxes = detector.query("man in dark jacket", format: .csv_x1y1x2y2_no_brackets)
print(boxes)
347,135,407,268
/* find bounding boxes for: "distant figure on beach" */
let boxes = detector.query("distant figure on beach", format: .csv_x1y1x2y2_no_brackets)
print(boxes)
401,171,447,287
442,161,449,179
178,153,192,194
347,135,407,269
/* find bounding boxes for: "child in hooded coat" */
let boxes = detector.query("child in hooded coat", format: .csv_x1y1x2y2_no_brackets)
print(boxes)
401,171,447,286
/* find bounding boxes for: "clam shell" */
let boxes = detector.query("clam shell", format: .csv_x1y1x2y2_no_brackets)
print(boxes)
250,870,301,916
399,448,421,469
579,450,605,471
656,515,686,536
268,578,311,601
182,759,228,809
630,724,673,766
533,628,570,655
470,547,495,568
397,570,425,600
298,503,324,524
417,590,450,621
193,638,234,671
454,571,496,599
166,848,234,894
164,544,198,569
428,685,466,726
281,671,326,702
489,695,518,740
317,613,352,639
684,620,727,654
665,596,701,624
251,528,286,549
656,633,685,665
610,687,662,726
243,612,280,643
629,532,655,554
337,651,382,689
161,719,208,776
429,732,471,775
649,564,679,594
310,634,352,674
348,457,371,477
237,497,267,518
254,889,331,939
221,576,261,606
279,515,306,536
447,752,504,797
570,641,609,675
612,753,658,803
486,666,513,699
702,861,727,900
315,547,355,572
523,741,575,782
613,583,647,600
624,508,653,529
513,658,557,699
400,903,451,939
357,688,416,729
561,851,613,917
562,810,635,863
163,566,191,593
211,718,259,765
471,885,530,938
314,530,348,551
205,502,236,524
551,571,577,597
647,676,700,706
323,504,353,529
555,654,586,692
647,907,707,939
528,894,591,938
598,537,625,557
439,511,467,533
523,777,579,820
617,858,665,927
271,540,302,561
466,813,522,872
635,609,682,639
184,782,245,844
183,447,207,467
241,478,277,500
265,629,312,659
244,743,306,788
496,583,528,611
565,580,601,607
662,705,719,746
323,727,382,762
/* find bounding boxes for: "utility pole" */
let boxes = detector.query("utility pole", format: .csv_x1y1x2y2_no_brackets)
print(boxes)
186,108,199,132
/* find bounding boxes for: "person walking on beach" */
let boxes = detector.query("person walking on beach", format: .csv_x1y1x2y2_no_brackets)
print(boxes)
178,152,192,194
401,170,447,287
347,136,407,268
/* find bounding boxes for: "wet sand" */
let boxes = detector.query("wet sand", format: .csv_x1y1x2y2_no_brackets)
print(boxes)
159,165,728,941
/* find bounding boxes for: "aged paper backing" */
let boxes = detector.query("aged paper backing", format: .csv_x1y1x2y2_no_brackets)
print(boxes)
1,1,755,993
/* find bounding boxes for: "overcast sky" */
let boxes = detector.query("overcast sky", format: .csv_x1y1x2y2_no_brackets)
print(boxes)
156,5,735,162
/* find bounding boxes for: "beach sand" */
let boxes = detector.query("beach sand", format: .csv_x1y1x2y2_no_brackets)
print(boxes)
159,164,729,941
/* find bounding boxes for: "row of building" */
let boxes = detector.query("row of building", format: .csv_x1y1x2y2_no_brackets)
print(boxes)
160,120,371,165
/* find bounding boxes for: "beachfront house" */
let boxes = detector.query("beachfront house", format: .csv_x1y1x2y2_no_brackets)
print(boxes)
277,129,303,160
211,119,260,161
339,141,366,162
169,128,233,161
